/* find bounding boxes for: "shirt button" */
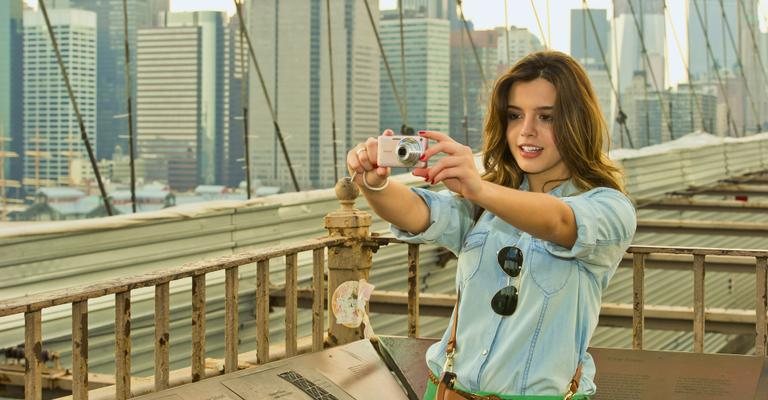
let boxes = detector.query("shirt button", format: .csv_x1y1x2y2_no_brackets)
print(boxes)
482,350,488,356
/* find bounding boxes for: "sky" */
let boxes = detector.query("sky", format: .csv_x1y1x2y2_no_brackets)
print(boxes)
24,0,768,88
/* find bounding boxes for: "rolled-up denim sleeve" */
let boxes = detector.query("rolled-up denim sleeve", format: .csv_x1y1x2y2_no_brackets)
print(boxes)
543,187,637,284
390,188,474,256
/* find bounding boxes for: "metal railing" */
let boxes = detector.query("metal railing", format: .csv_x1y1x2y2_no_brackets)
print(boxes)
625,246,768,354
0,236,344,399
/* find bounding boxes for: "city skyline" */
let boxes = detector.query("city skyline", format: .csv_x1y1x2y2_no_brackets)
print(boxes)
5,0,767,209
22,0,768,88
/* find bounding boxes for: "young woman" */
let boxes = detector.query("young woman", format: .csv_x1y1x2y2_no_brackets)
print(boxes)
347,51,636,399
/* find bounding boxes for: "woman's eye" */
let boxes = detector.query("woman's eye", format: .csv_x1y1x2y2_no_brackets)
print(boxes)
539,114,553,122
507,112,521,121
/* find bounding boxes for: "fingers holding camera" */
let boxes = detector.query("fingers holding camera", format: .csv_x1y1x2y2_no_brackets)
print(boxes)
347,135,391,192
427,155,483,197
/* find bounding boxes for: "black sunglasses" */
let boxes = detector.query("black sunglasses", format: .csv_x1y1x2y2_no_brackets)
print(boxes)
492,246,523,316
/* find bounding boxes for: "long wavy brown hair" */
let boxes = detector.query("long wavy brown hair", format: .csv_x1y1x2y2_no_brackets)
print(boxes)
482,50,625,194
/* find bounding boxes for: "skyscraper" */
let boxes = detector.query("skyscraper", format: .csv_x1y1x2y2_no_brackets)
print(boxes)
68,0,153,162
687,0,738,80
248,0,377,191
344,0,381,158
570,9,612,145
0,1,23,194
450,29,497,150
379,12,450,135
402,0,449,19
23,8,97,191
136,11,229,191
225,15,247,188
570,8,609,68
611,0,665,93
688,0,764,134
496,25,543,70
611,0,665,147
624,71,663,148
667,84,717,138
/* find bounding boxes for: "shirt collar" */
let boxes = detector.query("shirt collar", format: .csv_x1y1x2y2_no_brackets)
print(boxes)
520,175,579,198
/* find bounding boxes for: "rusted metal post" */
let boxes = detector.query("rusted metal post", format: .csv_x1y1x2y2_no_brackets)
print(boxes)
324,178,373,346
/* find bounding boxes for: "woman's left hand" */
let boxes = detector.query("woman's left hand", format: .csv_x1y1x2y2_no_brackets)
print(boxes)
413,130,483,199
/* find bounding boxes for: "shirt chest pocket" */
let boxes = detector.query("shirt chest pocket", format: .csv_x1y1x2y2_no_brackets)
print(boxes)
457,230,488,284
528,239,575,295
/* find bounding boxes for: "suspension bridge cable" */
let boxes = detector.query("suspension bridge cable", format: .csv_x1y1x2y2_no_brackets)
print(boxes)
625,0,675,140
121,0,137,213
641,58,651,142
529,0,548,48
455,0,489,91
546,0,551,48
607,2,631,148
663,0,705,132
233,0,300,192
238,8,251,199
38,0,113,215
397,0,408,128
582,0,633,148
325,0,339,182
362,0,407,123
717,0,761,133
503,0,510,66
691,0,741,137
458,28,470,146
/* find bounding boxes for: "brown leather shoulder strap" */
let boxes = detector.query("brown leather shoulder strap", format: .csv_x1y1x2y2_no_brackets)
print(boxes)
564,363,583,399
446,291,460,354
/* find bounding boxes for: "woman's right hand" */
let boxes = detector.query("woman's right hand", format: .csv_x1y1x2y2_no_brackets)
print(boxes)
347,129,393,189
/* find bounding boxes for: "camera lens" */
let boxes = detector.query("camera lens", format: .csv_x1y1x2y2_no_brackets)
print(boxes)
395,137,424,167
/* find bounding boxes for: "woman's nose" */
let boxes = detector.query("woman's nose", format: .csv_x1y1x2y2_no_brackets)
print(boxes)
520,117,536,136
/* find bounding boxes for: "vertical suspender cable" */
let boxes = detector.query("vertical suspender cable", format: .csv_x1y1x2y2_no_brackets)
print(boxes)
582,0,633,148
718,0,761,133
325,0,339,182
691,0,741,137
625,0,675,140
609,2,630,148
233,0,300,191
458,28,469,146
121,0,137,213
503,0,510,66
546,0,552,49
39,0,113,215
397,0,408,129
455,0,488,90
238,5,251,199
664,0,705,132
529,0,548,48
362,0,407,123
581,5,587,64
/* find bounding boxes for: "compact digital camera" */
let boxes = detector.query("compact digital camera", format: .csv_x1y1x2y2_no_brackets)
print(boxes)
377,135,428,168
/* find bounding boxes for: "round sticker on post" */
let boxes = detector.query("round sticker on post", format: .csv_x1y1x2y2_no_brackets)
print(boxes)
331,279,376,334
331,280,363,328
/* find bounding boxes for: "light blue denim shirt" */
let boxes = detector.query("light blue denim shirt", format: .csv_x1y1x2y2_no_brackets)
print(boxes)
391,178,637,396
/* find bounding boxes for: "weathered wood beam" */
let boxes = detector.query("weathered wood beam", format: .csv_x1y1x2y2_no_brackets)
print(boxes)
637,197,768,212
636,219,768,235
676,183,768,197
0,364,114,392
